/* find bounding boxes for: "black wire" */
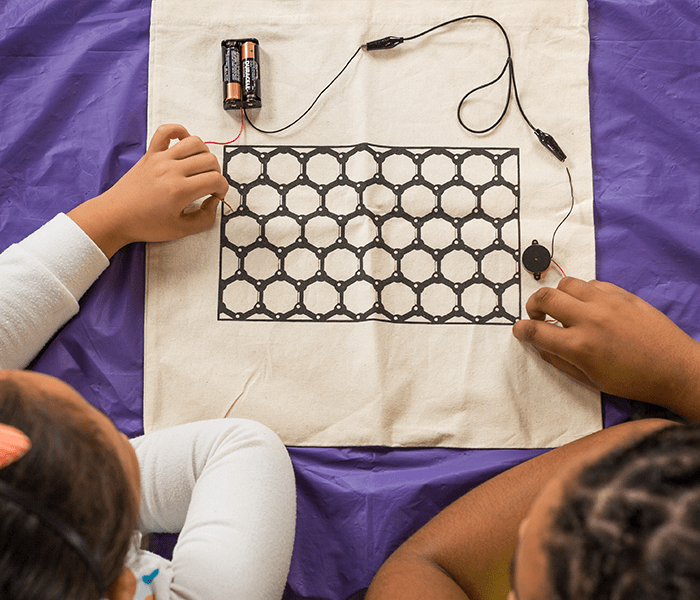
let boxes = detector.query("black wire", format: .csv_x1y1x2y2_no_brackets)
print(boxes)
244,46,363,135
244,14,534,137
550,165,575,259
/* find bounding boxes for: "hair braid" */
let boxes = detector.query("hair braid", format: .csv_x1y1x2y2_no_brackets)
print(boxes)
545,424,700,600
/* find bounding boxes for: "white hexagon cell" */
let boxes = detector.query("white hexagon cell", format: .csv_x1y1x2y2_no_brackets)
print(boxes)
286,185,320,215
303,281,337,316
499,153,519,187
305,151,340,185
265,151,301,185
440,185,477,218
222,192,242,212
481,185,517,219
344,149,377,183
501,217,519,250
220,246,240,278
420,283,456,317
227,152,261,185
460,283,498,317
380,152,415,185
345,214,377,249
262,280,298,315
284,248,318,282
401,185,435,218
222,280,258,314
324,248,358,283
501,282,520,317
419,152,456,185
362,184,395,216
400,249,435,283
381,217,414,250
461,218,495,250
325,186,357,216
343,280,376,315
481,249,518,284
362,247,395,281
459,153,496,187
440,251,476,283
264,215,300,249
243,247,279,281
420,219,455,250
245,186,279,216
226,215,259,248
304,216,339,249
381,282,416,317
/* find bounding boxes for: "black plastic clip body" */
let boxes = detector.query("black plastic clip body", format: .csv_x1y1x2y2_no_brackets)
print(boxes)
364,36,404,51
534,129,567,162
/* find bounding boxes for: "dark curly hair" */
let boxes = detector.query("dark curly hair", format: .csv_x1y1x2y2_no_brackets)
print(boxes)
545,423,700,600
0,376,139,600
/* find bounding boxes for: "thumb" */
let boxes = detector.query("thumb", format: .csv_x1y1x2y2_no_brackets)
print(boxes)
179,196,220,236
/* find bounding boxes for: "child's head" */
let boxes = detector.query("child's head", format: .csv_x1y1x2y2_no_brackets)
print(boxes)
511,423,700,600
0,371,140,600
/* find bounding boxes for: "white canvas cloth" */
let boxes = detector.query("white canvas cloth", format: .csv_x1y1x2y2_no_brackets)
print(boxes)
145,0,600,448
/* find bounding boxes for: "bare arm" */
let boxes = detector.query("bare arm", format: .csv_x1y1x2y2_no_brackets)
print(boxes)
68,124,229,258
366,418,674,600
512,277,700,421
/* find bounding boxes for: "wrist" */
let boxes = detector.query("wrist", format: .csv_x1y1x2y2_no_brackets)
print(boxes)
67,191,131,259
659,336,700,422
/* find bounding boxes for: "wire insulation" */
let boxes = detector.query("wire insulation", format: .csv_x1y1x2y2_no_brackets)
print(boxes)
244,46,363,135
550,166,575,259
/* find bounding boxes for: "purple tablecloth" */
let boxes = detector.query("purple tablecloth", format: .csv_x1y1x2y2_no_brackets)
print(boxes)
2,1,699,597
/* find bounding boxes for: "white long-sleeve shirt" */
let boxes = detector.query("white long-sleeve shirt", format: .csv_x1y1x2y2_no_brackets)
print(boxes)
0,215,296,599
0,213,109,370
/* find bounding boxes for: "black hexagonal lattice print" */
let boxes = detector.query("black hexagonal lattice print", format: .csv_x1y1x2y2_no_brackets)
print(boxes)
219,144,521,324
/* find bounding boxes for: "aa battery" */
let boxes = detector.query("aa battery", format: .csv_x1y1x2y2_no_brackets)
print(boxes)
222,39,261,110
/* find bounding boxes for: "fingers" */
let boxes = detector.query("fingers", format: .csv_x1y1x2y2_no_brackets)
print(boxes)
179,195,220,235
182,169,229,202
178,151,222,178
524,277,619,325
513,318,569,356
535,348,596,388
512,318,596,387
167,134,210,160
148,124,190,153
524,283,584,325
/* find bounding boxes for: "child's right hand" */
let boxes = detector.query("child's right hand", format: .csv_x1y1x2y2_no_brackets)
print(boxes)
68,124,229,258
512,277,700,420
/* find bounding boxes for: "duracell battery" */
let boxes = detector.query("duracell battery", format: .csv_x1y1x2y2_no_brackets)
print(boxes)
222,39,261,110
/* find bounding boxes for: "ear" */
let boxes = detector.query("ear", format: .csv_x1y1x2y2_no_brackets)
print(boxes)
107,567,137,600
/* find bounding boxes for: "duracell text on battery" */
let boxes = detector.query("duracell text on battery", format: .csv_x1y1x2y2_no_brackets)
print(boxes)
222,39,261,110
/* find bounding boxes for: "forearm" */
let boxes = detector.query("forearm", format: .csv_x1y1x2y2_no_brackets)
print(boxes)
366,418,674,600
0,214,108,369
368,552,470,600
651,337,700,422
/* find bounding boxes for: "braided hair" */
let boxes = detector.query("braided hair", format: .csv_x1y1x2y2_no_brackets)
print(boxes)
545,423,700,600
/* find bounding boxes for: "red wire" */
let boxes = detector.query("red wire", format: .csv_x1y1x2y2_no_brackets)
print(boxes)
204,108,243,212
545,259,567,323
205,108,244,145
551,258,566,278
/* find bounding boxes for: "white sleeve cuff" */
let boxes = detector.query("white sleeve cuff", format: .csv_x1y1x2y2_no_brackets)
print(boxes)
18,213,110,300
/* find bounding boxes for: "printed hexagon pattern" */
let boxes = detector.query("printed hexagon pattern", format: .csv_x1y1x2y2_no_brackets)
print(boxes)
219,144,521,324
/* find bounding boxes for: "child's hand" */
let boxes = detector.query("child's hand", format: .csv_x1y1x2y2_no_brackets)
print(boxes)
68,124,229,257
512,277,700,419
